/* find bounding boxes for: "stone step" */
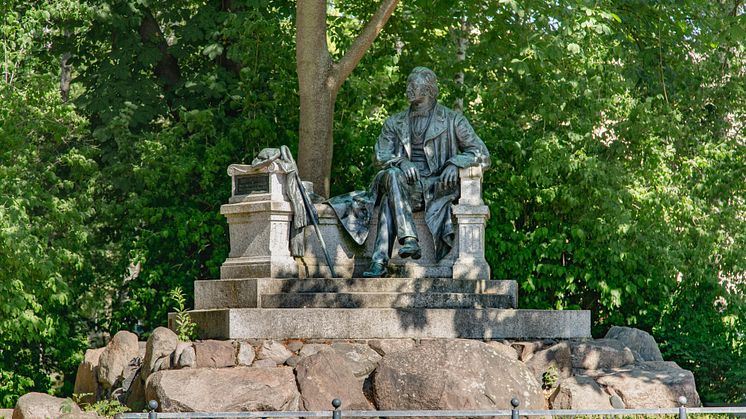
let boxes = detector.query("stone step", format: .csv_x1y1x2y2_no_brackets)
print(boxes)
174,308,591,340
195,278,517,310
260,292,514,309
262,277,515,294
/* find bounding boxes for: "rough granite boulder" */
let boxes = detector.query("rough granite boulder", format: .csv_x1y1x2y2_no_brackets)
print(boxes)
138,341,147,359
97,331,140,389
591,361,701,408
172,342,196,369
254,359,278,367
257,340,293,365
299,343,332,358
373,339,544,411
237,341,256,366
605,326,664,362
145,367,300,412
525,342,572,384
142,327,179,382
0,409,13,419
194,340,235,368
286,340,304,353
125,373,146,412
368,339,415,356
550,376,613,409
295,350,373,410
572,339,635,370
486,341,519,360
285,355,301,368
511,341,544,361
331,342,382,380
12,392,81,419
73,347,105,405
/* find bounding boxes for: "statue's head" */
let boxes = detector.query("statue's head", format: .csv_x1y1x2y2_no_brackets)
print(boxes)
406,67,438,105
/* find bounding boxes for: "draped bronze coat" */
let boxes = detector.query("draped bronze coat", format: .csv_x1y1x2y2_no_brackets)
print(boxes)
327,103,490,260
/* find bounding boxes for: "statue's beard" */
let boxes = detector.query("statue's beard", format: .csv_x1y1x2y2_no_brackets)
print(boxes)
409,96,435,114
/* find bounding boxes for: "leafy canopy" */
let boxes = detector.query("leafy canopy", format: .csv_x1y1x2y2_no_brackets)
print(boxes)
0,0,743,406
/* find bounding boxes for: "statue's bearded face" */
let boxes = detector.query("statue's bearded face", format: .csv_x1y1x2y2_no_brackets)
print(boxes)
406,78,434,106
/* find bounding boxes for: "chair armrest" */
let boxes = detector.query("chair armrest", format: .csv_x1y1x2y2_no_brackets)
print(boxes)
458,166,484,206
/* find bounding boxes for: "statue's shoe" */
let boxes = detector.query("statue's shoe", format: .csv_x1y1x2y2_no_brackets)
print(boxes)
398,237,422,260
362,262,387,278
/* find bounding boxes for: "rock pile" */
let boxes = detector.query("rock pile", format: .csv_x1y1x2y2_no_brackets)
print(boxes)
11,326,700,418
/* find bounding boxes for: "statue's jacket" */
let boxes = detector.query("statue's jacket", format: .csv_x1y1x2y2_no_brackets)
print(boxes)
327,103,490,260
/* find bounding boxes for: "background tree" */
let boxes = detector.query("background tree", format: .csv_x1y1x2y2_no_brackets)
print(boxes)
0,0,743,407
0,0,105,404
296,0,399,197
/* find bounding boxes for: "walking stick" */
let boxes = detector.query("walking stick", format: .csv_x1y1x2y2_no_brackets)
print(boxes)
281,147,337,278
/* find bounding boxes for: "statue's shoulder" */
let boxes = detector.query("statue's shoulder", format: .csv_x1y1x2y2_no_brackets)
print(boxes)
385,110,408,123
436,103,465,121
381,110,407,130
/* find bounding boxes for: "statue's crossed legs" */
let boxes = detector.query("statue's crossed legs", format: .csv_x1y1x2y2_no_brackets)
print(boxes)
363,167,423,277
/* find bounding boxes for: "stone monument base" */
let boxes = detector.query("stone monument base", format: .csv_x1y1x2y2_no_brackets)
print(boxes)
173,277,591,340
193,277,518,309
184,161,591,341
175,307,591,340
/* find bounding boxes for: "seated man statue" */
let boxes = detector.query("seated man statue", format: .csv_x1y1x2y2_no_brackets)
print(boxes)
327,66,490,277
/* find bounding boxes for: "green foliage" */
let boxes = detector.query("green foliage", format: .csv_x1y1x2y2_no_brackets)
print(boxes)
72,393,130,418
459,1,743,402
69,0,298,335
332,0,745,403
169,286,197,341
542,364,559,390
0,0,743,407
0,0,116,406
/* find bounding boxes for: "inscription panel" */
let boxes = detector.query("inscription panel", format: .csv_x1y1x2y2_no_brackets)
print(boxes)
235,174,270,196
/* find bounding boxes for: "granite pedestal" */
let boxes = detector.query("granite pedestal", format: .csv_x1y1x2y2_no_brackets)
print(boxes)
177,307,591,340
172,159,591,340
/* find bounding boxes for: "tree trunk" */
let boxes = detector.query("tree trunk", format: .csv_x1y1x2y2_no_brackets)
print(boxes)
296,0,334,196
296,0,400,197
298,89,336,197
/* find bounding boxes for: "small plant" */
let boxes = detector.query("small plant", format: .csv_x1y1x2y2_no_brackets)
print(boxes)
542,364,559,389
86,399,131,417
169,286,197,341
70,393,131,418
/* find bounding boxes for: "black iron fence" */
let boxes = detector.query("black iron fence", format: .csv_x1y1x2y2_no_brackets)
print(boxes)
115,397,746,419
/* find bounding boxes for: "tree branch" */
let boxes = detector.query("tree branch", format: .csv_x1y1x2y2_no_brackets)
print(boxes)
139,9,181,92
218,0,242,76
331,0,400,92
60,52,72,102
60,29,72,102
3,36,10,84
732,0,742,17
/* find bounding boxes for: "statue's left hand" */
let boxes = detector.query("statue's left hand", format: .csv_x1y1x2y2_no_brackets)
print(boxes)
439,164,459,189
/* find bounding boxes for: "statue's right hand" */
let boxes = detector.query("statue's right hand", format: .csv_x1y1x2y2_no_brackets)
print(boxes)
400,161,419,184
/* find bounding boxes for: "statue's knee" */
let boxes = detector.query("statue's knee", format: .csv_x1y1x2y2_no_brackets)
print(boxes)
384,166,403,176
383,167,405,185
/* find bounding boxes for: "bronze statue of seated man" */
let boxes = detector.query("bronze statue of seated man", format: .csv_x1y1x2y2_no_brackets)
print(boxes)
327,67,490,277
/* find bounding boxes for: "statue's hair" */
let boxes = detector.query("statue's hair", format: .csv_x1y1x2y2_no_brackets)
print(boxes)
407,67,439,99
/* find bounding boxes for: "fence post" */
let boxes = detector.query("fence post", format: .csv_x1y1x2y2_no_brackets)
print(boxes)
332,398,342,419
511,398,520,419
148,400,158,419
678,396,688,419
